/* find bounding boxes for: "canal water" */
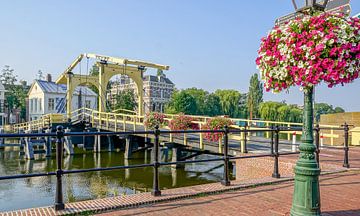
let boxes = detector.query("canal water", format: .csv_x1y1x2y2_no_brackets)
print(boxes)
0,148,224,211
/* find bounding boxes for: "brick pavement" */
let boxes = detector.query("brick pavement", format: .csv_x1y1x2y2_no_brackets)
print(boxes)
0,147,358,216
99,170,360,216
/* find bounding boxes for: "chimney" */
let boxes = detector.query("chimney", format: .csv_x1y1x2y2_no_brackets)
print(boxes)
46,74,52,82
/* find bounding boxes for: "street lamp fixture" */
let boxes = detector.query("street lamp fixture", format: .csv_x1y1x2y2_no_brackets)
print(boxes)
292,0,329,12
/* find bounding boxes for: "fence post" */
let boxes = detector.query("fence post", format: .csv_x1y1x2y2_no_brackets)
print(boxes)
221,125,230,186
272,126,280,178
315,124,320,168
343,122,350,168
152,125,161,196
270,126,274,156
243,122,248,153
292,132,297,152
199,124,204,150
55,125,65,211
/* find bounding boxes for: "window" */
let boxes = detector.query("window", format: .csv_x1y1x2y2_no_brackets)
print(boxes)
30,99,33,112
34,98,38,112
85,100,91,108
39,98,42,111
48,98,55,111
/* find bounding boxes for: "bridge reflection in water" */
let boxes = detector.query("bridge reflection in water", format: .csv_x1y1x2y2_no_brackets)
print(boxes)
0,149,223,212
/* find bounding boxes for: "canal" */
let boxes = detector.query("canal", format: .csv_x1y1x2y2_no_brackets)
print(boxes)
0,148,224,212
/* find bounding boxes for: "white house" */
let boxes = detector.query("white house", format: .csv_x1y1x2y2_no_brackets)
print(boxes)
27,79,97,121
0,82,5,126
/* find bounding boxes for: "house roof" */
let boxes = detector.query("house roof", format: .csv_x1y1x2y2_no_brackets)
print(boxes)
32,80,97,96
143,75,174,84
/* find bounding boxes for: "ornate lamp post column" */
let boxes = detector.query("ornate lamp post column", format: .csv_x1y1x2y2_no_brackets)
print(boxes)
256,1,359,215
291,87,321,215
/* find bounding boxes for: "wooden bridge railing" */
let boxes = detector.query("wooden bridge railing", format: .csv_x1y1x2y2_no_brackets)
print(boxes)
6,107,342,148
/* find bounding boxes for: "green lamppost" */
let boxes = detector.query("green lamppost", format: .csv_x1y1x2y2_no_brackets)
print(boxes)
290,1,327,215
256,1,360,215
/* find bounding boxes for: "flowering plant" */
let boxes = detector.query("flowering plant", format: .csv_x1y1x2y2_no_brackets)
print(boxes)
203,117,233,142
256,13,360,92
168,114,195,131
144,112,166,130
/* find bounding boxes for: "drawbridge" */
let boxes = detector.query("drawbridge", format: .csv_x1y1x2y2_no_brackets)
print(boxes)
9,107,342,156
4,53,343,156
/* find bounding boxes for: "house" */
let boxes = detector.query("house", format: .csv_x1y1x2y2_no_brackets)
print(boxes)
108,73,175,113
27,77,97,121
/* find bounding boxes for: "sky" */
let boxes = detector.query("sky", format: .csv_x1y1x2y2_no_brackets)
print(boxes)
0,0,359,111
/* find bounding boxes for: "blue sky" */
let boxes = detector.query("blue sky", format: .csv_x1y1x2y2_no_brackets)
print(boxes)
0,1,359,111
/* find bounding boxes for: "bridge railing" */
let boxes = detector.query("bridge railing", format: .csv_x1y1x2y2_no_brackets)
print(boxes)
8,107,341,146
10,113,67,132
0,124,352,211
77,108,341,149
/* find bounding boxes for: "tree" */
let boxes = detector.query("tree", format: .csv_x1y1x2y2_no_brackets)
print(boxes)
258,101,283,121
0,66,27,121
314,103,345,122
165,91,197,115
182,88,208,115
204,93,222,116
334,107,345,113
215,89,242,118
114,90,136,111
247,73,263,119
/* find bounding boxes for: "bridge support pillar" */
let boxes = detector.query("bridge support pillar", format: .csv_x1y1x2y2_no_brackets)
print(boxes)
94,129,101,152
0,128,4,148
171,147,183,169
63,128,74,155
24,130,34,160
107,135,114,152
124,136,133,159
45,129,52,157
161,146,169,161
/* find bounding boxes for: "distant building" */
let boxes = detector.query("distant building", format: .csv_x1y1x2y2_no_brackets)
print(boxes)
108,74,175,113
27,77,97,121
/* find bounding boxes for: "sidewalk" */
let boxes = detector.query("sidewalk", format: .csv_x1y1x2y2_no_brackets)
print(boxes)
99,170,360,216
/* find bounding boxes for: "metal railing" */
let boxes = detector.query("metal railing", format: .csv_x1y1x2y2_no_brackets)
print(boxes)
0,123,352,211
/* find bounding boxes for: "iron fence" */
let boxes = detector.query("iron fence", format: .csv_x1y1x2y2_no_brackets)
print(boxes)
0,123,352,211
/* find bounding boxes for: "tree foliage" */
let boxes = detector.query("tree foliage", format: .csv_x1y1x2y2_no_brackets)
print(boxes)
247,73,263,119
259,101,303,123
315,103,345,122
165,91,197,115
215,89,244,118
166,88,246,118
0,66,27,120
113,90,136,111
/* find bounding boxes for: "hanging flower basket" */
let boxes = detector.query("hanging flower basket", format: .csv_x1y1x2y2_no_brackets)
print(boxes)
169,114,195,130
144,112,166,130
256,13,360,92
203,117,233,142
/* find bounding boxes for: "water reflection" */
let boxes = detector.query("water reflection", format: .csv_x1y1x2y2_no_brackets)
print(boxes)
0,148,223,211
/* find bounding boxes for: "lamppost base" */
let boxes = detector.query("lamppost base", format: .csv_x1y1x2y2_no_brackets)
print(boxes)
290,162,321,216
54,203,65,211
151,190,161,196
272,173,280,178
221,180,231,186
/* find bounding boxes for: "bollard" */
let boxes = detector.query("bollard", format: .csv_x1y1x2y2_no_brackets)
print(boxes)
320,133,324,150
272,126,280,178
315,124,320,168
55,125,65,211
292,132,297,152
243,122,248,153
151,125,161,196
221,126,230,186
342,123,350,168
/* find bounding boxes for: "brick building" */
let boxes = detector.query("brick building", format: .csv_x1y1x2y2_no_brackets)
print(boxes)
108,74,175,113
